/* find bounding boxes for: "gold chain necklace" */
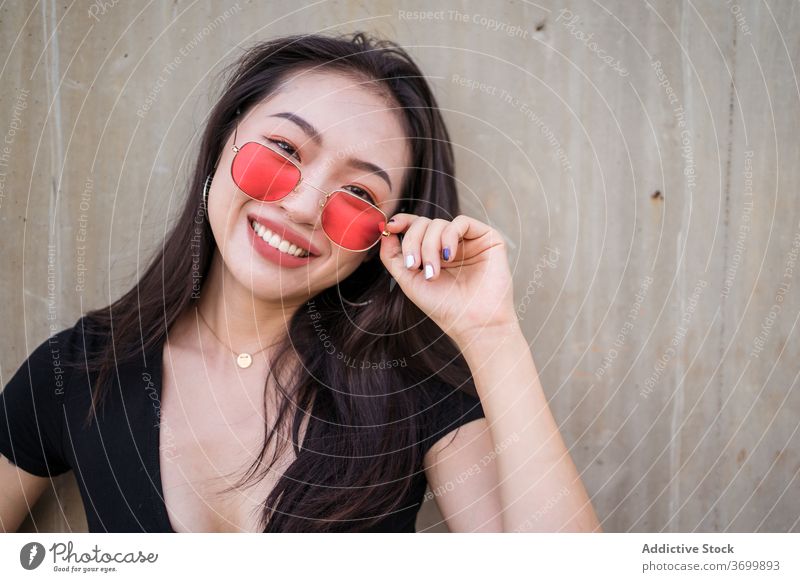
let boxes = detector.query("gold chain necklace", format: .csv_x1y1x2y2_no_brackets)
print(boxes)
195,307,271,369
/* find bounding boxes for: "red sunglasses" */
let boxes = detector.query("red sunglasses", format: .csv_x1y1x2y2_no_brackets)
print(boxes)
229,121,392,252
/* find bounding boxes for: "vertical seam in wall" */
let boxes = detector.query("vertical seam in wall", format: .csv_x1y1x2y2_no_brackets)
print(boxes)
41,0,64,297
668,0,692,532
717,7,739,535
40,0,66,532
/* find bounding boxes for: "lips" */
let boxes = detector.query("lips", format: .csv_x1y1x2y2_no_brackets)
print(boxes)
245,213,322,256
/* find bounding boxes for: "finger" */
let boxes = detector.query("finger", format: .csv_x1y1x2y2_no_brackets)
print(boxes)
420,219,449,280
399,216,431,272
381,213,416,235
441,214,495,262
379,221,417,289
440,219,460,263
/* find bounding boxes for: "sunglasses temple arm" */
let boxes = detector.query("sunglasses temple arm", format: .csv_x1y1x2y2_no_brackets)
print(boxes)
219,117,240,172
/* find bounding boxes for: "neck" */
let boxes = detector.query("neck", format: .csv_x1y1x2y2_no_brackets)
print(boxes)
194,251,304,353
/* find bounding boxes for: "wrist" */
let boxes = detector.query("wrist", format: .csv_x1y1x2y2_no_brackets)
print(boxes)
453,320,526,358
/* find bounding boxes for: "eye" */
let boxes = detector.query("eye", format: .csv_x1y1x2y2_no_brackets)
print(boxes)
343,184,378,205
265,137,301,162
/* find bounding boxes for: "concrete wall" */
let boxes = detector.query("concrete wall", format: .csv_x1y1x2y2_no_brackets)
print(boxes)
1,0,797,533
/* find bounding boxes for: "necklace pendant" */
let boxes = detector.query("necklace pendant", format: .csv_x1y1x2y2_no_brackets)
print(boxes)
236,353,253,369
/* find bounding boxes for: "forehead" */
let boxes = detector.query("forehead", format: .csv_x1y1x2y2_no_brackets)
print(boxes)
249,69,410,171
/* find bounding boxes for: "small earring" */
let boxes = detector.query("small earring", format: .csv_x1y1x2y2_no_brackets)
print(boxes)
336,283,373,307
341,296,373,307
202,173,212,206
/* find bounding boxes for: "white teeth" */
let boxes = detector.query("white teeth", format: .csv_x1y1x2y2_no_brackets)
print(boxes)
250,219,310,257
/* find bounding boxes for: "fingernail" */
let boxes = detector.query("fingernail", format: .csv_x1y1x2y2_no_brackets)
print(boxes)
424,263,434,280
442,247,450,261
388,218,395,223
405,254,414,269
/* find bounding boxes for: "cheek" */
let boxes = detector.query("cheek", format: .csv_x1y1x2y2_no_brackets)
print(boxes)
207,180,243,244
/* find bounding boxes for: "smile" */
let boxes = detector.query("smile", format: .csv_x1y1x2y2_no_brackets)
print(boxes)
250,219,311,258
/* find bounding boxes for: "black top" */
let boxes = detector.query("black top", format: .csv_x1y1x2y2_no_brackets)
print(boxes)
0,315,486,532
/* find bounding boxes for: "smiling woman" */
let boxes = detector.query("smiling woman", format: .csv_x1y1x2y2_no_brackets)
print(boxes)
0,31,599,534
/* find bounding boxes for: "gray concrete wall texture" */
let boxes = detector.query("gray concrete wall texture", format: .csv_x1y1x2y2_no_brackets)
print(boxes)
1,1,797,533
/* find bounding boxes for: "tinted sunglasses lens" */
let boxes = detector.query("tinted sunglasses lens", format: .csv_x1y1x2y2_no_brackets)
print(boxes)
231,142,299,201
321,190,385,251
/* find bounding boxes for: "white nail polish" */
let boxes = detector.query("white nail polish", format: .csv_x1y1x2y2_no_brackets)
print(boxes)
424,263,433,279
405,254,414,269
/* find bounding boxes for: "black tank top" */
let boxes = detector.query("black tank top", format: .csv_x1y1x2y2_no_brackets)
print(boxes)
0,316,485,532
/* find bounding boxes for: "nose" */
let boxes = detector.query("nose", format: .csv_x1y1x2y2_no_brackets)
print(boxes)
277,175,328,226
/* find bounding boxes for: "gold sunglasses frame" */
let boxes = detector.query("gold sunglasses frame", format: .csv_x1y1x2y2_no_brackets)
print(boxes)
230,122,391,253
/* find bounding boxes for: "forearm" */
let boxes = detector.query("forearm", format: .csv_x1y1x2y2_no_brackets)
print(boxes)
459,325,602,532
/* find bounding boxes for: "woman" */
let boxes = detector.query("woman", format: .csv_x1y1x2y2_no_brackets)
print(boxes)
0,32,600,533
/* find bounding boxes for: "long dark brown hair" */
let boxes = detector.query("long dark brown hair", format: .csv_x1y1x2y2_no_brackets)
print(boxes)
68,31,477,532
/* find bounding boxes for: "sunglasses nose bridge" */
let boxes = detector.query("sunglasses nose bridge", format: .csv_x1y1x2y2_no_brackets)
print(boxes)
305,180,328,196
306,182,328,206
277,178,331,228
286,179,328,214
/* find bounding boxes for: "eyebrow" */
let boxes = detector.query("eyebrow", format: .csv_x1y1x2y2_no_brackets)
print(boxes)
267,111,393,193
